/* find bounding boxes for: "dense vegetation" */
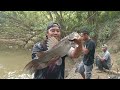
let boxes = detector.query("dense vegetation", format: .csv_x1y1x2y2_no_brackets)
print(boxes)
0,11,120,49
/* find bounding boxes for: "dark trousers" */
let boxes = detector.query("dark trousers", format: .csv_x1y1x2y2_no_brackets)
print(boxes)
34,65,64,79
95,58,110,70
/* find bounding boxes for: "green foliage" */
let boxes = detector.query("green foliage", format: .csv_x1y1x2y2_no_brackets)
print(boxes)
98,17,119,45
98,11,120,23
0,11,120,49
0,11,49,37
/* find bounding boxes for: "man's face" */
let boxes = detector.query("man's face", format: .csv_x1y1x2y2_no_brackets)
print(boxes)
80,33,88,41
47,26,61,40
102,47,107,52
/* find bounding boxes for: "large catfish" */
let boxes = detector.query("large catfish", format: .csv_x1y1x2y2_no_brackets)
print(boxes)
24,32,80,74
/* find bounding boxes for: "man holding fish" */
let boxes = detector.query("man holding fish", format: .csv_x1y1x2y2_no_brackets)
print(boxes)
24,22,83,79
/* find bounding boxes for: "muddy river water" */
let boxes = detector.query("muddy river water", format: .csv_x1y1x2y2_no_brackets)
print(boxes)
0,49,34,79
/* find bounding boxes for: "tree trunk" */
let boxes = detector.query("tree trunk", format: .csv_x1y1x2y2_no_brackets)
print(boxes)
47,11,54,21
93,11,99,46
87,11,96,25
53,11,66,37
88,11,99,46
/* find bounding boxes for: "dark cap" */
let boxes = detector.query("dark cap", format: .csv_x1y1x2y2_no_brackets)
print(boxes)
47,22,61,30
102,44,108,48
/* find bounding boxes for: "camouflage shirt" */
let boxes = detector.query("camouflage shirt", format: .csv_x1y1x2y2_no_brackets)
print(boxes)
32,41,67,79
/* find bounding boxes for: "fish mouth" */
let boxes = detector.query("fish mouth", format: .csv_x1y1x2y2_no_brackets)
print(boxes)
68,39,75,41
68,39,74,41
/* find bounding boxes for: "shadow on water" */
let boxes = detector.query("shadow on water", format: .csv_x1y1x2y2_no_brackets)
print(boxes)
0,48,33,79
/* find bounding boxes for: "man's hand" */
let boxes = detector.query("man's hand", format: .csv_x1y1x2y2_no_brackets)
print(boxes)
69,36,83,59
96,54,100,58
73,35,83,45
96,54,105,62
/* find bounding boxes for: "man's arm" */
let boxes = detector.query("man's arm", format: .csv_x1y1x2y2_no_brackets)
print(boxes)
97,55,105,62
69,38,83,59
82,40,95,55
97,52,109,62
82,45,89,55
32,42,43,60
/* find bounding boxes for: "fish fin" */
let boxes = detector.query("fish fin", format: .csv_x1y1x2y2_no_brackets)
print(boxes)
23,60,46,74
47,56,60,66
36,51,46,58
47,37,59,50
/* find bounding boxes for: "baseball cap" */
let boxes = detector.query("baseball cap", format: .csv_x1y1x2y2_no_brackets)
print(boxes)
47,22,61,31
102,44,108,48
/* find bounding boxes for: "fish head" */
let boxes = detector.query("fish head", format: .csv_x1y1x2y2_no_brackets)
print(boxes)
59,32,80,47
67,32,81,47
68,32,80,41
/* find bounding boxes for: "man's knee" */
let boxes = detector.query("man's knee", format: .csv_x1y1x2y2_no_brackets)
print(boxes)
78,63,84,74
95,59,101,65
79,67,84,74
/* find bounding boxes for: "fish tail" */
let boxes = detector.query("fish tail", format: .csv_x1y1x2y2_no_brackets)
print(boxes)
24,60,46,74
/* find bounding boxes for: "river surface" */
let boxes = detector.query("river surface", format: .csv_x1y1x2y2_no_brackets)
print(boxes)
0,48,78,79
0,49,33,79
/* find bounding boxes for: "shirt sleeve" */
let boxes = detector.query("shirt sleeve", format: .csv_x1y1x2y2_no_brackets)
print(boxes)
32,42,43,60
86,41,95,52
103,52,110,61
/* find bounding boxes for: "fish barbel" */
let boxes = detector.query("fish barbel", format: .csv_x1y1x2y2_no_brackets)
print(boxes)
24,32,80,74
